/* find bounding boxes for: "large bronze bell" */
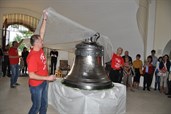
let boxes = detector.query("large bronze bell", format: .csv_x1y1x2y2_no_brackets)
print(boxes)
62,33,113,90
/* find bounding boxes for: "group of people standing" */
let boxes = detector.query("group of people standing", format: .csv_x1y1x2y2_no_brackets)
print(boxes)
0,42,58,78
108,48,171,97
0,40,30,88
1,9,171,114
0,44,29,77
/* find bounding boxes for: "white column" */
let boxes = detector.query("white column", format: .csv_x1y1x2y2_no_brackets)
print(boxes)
145,0,157,88
146,0,156,57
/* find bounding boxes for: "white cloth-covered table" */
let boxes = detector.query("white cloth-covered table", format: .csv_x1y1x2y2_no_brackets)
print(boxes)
48,79,126,114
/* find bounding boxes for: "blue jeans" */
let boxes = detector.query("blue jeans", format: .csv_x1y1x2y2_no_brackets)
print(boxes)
155,75,160,90
28,81,48,114
155,70,160,90
10,64,19,86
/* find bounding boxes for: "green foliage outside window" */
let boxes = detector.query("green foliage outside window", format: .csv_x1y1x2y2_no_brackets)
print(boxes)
8,24,33,53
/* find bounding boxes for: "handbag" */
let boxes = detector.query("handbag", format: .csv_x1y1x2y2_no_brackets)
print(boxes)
157,72,167,77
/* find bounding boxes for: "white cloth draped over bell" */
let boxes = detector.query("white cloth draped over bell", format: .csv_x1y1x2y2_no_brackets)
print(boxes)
23,7,113,63
48,79,126,114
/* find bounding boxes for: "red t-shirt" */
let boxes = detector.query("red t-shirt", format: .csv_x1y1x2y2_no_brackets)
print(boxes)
143,64,154,75
111,53,124,70
27,49,48,86
9,47,19,65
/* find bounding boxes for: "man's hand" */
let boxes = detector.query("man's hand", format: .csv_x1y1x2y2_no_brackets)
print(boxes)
43,10,48,20
47,75,56,81
17,39,24,48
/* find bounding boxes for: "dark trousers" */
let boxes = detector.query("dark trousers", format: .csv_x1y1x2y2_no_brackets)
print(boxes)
167,80,171,95
143,73,153,90
109,69,122,83
2,56,10,77
22,60,27,74
134,68,140,83
51,59,57,74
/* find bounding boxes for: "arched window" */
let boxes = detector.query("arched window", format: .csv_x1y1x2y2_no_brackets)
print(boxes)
6,24,33,53
1,13,39,50
3,13,39,32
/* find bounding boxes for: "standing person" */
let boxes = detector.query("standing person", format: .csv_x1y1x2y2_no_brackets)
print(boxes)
157,58,167,93
164,55,171,94
151,50,158,68
19,57,25,75
123,57,135,91
0,46,3,77
154,56,163,91
150,50,158,88
27,11,56,114
109,47,124,83
9,40,23,88
143,56,154,91
122,50,132,64
21,47,29,75
50,49,58,75
168,60,171,98
133,54,143,89
2,44,11,77
159,54,170,94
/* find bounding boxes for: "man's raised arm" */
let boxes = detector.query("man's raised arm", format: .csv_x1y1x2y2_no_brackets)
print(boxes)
40,11,48,40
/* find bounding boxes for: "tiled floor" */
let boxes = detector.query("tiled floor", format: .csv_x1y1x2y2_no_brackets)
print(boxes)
0,76,171,114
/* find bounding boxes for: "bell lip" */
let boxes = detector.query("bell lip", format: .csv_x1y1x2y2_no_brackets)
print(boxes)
61,80,114,90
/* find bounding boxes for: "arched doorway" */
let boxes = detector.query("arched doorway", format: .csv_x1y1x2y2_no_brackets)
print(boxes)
6,24,33,53
1,13,39,50
163,40,171,58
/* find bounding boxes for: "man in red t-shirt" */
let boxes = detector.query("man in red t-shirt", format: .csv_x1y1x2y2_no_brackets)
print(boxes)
9,39,23,88
27,11,56,114
109,47,124,83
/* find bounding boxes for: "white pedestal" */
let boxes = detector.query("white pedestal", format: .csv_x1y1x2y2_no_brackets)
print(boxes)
48,79,126,114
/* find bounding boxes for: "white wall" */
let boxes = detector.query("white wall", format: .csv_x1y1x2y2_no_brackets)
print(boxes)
0,0,144,61
154,0,171,57
2,0,170,88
